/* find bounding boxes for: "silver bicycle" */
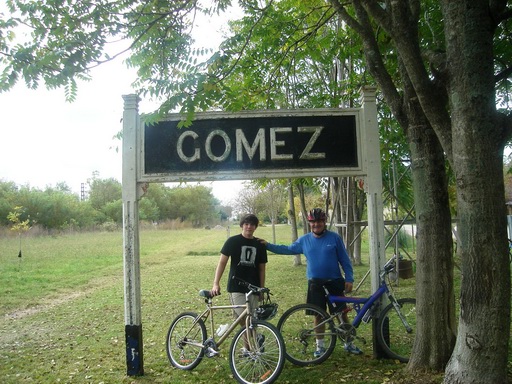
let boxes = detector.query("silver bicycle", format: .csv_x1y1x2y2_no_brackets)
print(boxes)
166,277,285,384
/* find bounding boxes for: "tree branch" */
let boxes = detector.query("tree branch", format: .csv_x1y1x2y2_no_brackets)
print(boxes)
362,0,453,164
329,0,407,127
495,65,512,83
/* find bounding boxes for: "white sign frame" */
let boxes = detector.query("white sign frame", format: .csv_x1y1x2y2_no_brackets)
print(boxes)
121,87,385,376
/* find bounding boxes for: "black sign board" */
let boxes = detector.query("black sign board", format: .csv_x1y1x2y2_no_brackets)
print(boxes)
143,111,362,180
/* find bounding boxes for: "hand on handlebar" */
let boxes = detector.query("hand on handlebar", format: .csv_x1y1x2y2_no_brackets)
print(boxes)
211,283,221,296
232,276,269,294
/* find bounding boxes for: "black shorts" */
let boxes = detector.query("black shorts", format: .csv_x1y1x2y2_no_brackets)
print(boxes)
307,278,346,314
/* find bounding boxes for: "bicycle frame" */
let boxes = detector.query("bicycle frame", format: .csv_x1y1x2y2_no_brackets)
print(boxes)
166,278,286,383
276,256,416,366
202,303,248,346
324,257,412,331
185,289,259,350
326,280,388,327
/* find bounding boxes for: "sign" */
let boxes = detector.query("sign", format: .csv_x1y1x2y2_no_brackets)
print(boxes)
122,89,383,376
142,109,364,181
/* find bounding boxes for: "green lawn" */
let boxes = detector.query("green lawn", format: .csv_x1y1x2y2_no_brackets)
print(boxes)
0,225,457,383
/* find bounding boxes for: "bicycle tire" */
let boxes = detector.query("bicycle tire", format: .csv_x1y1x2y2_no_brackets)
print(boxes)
376,298,416,363
229,320,286,384
166,312,207,370
277,303,336,366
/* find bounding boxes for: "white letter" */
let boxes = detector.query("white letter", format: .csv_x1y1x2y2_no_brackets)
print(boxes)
298,126,325,159
236,128,266,161
270,127,293,160
205,129,231,162
177,131,200,162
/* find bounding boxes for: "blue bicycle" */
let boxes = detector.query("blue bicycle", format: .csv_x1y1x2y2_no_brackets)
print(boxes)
276,256,416,366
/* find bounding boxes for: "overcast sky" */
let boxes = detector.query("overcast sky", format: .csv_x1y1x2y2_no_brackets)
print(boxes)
0,8,243,205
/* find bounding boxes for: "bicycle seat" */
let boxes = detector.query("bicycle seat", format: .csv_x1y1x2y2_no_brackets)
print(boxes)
199,290,214,299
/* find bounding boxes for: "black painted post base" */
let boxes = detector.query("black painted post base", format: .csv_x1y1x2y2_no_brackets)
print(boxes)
125,324,144,376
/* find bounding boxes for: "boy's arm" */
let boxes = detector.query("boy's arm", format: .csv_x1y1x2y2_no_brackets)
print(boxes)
258,262,266,290
211,254,229,296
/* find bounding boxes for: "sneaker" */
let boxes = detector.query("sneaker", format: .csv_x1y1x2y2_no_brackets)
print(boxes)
313,347,326,358
344,343,363,355
256,334,265,352
240,347,251,358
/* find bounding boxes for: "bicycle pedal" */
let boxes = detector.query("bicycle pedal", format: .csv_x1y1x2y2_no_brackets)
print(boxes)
206,347,220,357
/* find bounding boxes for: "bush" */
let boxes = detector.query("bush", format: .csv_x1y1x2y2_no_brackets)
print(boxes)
100,221,119,232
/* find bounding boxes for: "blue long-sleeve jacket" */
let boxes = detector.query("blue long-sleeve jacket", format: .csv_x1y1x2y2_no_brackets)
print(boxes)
266,230,354,282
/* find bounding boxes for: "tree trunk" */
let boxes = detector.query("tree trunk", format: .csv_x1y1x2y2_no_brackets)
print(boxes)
297,182,309,234
287,179,302,266
442,2,511,382
402,72,457,371
330,0,459,371
332,177,344,239
352,180,365,265
346,177,358,264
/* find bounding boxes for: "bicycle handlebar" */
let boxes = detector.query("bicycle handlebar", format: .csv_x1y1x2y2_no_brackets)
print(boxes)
232,276,270,294
381,254,402,276
198,277,270,300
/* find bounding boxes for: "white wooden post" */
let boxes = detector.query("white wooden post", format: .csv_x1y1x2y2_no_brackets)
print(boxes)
122,94,144,375
360,87,386,357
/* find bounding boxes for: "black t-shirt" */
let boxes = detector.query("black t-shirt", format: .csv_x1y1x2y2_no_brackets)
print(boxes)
221,234,268,293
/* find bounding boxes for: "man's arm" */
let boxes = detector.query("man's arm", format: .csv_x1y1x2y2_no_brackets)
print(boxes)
335,236,354,291
259,238,304,255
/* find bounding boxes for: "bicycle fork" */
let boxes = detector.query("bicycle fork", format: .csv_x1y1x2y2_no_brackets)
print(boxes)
388,295,413,333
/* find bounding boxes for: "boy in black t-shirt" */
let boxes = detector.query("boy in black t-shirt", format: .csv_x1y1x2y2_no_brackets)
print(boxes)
211,213,267,318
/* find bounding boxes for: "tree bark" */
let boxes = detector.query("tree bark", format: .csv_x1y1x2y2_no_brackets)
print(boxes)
330,0,458,372
402,69,456,371
352,181,365,265
297,182,309,234
441,2,511,383
287,179,302,266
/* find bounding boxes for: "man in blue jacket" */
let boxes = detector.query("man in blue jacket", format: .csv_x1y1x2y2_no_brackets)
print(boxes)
260,208,362,357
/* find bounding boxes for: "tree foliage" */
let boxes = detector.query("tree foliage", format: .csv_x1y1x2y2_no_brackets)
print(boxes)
0,179,222,230
2,1,512,382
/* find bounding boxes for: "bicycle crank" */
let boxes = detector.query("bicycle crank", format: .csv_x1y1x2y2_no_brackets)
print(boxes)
336,323,357,343
204,338,219,357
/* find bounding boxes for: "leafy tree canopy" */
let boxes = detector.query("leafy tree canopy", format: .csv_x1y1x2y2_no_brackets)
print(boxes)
0,179,223,229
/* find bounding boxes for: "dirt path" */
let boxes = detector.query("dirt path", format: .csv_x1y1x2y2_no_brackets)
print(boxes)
0,275,121,346
3,290,87,320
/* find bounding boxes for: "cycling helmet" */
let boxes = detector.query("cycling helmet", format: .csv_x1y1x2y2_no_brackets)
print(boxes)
254,292,278,320
307,208,327,222
254,303,278,320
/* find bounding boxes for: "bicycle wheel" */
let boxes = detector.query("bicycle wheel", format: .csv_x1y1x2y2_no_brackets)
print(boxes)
376,298,416,362
166,312,207,370
229,320,285,384
277,303,336,366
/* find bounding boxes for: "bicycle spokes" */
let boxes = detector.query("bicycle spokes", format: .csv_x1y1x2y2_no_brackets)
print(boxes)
166,312,207,370
277,304,337,366
376,298,416,363
229,322,285,384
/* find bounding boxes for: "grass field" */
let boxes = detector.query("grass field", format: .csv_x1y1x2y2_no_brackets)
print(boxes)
0,225,466,383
